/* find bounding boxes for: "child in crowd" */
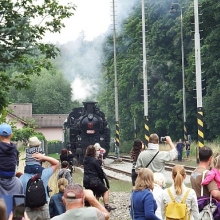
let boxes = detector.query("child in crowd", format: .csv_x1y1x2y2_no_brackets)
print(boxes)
24,136,45,174
201,153,220,189
0,123,19,178
94,143,106,166
57,161,73,184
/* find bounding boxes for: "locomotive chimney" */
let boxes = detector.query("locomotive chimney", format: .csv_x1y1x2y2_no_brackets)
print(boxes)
83,102,97,114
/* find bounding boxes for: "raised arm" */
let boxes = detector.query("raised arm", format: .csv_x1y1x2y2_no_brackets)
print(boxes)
84,189,109,220
32,153,59,172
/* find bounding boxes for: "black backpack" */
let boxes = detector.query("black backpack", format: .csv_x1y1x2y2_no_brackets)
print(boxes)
26,173,47,208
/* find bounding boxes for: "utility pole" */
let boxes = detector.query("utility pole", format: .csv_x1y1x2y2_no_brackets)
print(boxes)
194,0,204,163
141,0,149,146
170,3,187,142
112,0,120,159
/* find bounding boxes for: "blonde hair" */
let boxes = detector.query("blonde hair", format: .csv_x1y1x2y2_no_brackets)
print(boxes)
172,165,186,195
58,178,68,193
134,168,154,191
154,172,166,188
149,133,159,144
213,153,220,169
0,199,6,220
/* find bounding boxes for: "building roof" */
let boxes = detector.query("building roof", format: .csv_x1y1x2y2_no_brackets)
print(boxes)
8,103,32,119
33,114,68,128
8,103,68,128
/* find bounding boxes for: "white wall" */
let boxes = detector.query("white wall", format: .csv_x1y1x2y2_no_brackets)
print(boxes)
35,127,64,141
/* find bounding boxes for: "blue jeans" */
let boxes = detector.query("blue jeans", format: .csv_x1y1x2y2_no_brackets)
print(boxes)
186,150,190,157
115,146,120,159
25,165,44,174
178,151,183,161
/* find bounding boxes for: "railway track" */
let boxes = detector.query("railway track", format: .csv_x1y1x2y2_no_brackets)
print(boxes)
106,155,195,175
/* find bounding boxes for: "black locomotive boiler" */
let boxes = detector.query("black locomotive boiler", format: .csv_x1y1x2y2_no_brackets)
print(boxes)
63,101,111,165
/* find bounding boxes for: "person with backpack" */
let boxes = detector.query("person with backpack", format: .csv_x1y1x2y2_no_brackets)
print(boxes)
20,152,59,220
161,165,199,220
57,161,73,184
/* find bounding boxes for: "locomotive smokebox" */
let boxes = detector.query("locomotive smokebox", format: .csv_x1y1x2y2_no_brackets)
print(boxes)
83,101,97,114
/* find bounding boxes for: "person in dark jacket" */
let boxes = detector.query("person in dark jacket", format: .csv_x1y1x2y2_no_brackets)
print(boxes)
130,139,144,186
176,139,185,161
83,145,116,212
49,178,68,218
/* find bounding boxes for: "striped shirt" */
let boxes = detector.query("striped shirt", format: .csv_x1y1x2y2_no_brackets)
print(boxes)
25,147,45,165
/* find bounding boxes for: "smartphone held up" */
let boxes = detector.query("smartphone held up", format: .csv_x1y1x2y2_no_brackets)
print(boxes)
13,195,25,220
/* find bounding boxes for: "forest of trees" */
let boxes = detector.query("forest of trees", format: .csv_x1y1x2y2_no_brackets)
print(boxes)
98,0,220,142
1,0,220,144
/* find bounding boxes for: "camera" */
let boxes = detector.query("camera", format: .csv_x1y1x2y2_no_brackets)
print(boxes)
160,137,166,142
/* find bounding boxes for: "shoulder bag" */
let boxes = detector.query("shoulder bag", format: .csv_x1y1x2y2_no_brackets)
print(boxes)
145,151,159,168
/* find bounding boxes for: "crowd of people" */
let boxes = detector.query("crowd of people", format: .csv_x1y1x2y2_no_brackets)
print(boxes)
0,121,220,220
129,134,220,220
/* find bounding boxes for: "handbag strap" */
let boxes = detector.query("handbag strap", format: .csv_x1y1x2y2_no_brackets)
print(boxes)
201,170,213,204
146,151,159,168
201,170,208,196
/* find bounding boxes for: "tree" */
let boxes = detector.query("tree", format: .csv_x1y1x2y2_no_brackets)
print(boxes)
0,0,75,112
12,126,45,146
8,69,79,114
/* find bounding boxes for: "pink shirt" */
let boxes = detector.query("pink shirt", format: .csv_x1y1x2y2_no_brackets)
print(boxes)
201,168,220,188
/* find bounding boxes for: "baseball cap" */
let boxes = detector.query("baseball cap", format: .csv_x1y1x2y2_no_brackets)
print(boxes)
63,184,84,199
0,123,12,136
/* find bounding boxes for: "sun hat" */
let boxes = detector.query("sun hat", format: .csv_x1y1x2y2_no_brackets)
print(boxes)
94,143,101,150
0,123,12,136
63,184,84,199
28,136,41,147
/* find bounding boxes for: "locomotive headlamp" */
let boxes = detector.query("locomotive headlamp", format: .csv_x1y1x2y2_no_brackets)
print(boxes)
88,114,93,120
77,135,82,141
100,136,105,141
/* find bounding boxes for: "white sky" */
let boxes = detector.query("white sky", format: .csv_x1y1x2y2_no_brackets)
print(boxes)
43,0,112,44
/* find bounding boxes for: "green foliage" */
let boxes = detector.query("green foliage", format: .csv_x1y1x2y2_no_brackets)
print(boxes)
8,69,77,114
0,0,76,112
12,127,45,146
99,0,220,142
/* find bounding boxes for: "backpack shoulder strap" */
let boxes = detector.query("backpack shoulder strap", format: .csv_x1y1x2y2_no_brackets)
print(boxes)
167,188,175,202
201,170,209,196
37,172,42,178
62,170,67,178
181,188,191,203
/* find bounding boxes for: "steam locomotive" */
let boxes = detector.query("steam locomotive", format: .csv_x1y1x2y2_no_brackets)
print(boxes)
63,102,111,165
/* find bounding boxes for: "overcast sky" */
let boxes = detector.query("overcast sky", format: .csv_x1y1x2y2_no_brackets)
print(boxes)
43,0,112,44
